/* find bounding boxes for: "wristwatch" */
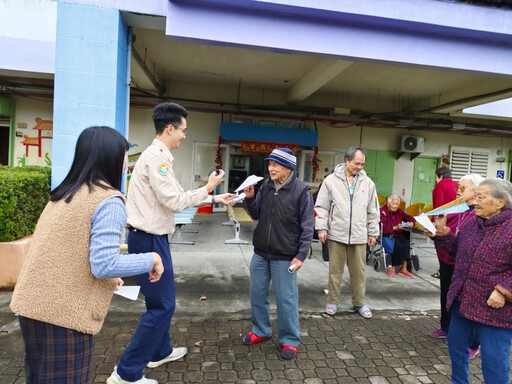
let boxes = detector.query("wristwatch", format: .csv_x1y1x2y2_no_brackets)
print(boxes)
211,195,215,204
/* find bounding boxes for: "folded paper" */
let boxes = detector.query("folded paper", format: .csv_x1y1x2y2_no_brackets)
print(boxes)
114,285,141,301
235,175,264,193
413,213,437,235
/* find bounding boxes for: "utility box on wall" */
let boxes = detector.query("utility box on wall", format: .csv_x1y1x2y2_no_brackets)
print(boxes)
401,136,425,153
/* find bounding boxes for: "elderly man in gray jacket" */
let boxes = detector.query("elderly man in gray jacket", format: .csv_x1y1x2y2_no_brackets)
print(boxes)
315,146,380,319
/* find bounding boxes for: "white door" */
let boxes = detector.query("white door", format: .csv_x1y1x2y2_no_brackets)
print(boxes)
192,142,229,212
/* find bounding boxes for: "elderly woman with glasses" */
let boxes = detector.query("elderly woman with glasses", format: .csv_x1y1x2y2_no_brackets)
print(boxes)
454,174,485,234
429,174,485,348
433,179,512,384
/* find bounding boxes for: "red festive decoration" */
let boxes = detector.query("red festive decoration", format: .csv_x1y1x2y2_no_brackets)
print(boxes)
241,140,298,155
215,136,223,170
312,146,320,182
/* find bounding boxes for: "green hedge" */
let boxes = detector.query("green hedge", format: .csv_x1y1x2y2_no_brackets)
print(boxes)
0,166,51,242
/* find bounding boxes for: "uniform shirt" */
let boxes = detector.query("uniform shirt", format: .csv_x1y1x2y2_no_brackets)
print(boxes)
127,138,211,235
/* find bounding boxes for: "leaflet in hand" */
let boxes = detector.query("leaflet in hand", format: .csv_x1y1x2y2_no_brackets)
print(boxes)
413,213,436,235
232,192,246,204
235,175,264,193
114,285,140,301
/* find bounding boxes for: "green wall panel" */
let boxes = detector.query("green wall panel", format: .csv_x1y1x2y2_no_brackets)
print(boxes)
411,157,439,205
0,96,15,117
365,150,395,197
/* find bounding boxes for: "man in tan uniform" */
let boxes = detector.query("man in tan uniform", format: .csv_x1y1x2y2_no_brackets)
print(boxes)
108,102,234,384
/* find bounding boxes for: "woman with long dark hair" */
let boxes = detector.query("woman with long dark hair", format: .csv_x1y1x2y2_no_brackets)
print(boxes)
11,126,164,384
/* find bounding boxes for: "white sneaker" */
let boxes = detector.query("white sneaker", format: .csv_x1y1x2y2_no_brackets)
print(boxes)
106,366,158,384
146,347,188,368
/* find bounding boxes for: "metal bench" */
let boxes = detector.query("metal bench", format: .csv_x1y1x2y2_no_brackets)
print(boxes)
224,206,252,245
171,207,198,245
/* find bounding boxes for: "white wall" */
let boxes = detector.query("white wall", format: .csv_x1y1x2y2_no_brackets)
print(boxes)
0,0,56,41
128,106,510,196
315,122,510,204
13,96,54,167
0,0,57,74
10,80,510,199
128,106,223,188
126,79,511,198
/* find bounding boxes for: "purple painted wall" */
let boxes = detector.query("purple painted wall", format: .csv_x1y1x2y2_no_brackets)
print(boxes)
165,0,512,76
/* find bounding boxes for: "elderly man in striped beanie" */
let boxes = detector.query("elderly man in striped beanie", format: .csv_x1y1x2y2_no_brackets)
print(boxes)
241,147,314,360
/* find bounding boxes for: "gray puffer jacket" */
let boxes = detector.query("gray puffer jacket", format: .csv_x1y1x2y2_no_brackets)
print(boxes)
314,164,379,244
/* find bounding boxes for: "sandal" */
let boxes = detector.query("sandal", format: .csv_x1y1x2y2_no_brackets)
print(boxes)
354,305,372,319
325,303,337,316
431,271,440,279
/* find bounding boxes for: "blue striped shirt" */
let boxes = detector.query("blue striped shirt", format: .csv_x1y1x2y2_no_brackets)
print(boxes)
89,197,154,279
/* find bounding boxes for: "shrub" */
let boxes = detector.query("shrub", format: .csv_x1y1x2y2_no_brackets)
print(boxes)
0,166,51,242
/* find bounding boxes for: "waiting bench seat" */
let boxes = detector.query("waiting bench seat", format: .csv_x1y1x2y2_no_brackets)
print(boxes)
171,207,199,245
225,206,253,245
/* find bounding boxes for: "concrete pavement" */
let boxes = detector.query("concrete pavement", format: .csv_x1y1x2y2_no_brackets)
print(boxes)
0,212,492,383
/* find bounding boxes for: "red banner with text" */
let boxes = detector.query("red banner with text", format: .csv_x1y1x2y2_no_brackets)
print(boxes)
241,140,298,155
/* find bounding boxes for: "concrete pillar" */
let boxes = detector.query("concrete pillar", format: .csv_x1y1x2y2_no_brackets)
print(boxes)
52,2,130,188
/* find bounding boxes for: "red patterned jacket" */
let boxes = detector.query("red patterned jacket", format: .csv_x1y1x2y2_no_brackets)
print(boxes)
380,205,415,238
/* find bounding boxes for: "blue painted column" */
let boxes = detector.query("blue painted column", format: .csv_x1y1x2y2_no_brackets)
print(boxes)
52,2,130,188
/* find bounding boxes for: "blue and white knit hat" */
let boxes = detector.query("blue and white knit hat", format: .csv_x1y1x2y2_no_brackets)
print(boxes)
265,148,297,170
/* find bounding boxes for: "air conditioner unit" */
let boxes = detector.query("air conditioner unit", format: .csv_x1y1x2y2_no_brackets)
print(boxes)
401,136,425,152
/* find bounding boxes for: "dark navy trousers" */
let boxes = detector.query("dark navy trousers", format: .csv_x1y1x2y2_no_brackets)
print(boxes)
117,229,175,382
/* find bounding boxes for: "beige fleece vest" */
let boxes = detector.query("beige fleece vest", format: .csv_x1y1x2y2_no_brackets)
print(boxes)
10,184,124,335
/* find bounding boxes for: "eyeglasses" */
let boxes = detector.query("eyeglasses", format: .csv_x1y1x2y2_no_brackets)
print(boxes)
474,193,490,202
457,185,467,192
170,124,188,135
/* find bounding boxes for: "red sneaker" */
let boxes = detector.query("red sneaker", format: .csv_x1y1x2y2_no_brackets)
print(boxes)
386,268,395,278
428,329,448,339
398,269,414,278
282,345,297,359
243,332,271,345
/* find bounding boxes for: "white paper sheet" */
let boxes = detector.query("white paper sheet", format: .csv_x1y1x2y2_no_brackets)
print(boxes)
232,192,246,203
113,285,141,301
234,175,264,193
413,213,437,235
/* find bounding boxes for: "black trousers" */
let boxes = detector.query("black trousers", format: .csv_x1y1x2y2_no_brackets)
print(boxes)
439,261,454,332
385,235,410,267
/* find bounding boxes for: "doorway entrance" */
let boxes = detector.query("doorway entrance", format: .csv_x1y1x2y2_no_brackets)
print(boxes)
191,142,229,212
228,153,268,193
411,157,439,205
0,125,9,165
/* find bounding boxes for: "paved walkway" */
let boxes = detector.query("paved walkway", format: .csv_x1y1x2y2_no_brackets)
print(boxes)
0,212,495,383
0,308,486,384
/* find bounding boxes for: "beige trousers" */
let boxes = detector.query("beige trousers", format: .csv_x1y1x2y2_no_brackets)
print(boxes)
327,240,366,307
